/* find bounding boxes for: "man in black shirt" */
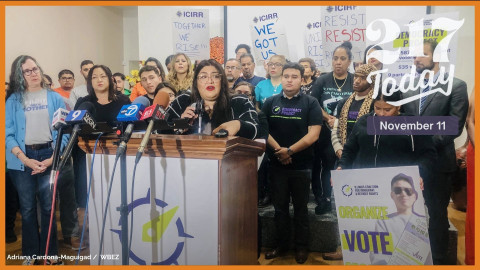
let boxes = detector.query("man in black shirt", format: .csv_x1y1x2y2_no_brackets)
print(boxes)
332,64,377,158
139,65,163,105
262,62,322,264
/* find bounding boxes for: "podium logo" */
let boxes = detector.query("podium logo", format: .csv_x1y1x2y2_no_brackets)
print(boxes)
111,189,193,265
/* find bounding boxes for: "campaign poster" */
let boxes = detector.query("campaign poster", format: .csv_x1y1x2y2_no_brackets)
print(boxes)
250,11,289,70
321,6,367,71
368,12,460,84
331,166,432,265
304,20,329,73
171,9,210,61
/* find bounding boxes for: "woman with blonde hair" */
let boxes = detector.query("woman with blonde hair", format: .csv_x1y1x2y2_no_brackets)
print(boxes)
166,53,194,94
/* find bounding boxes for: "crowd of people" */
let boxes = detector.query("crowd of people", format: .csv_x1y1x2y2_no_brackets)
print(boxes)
5,40,474,265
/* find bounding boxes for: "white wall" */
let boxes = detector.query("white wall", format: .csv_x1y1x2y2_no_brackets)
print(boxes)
5,6,124,86
122,6,140,75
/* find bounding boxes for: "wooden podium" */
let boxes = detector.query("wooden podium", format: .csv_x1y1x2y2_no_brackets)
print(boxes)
78,134,265,265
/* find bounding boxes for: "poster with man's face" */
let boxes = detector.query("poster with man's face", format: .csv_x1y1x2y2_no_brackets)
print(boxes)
331,166,432,265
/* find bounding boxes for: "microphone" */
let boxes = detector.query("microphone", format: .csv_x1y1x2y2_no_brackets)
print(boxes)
135,91,170,164
115,96,149,157
175,100,203,135
58,102,97,171
52,108,69,130
49,108,69,190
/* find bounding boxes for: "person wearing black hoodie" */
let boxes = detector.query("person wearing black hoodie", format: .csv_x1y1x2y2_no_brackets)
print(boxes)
337,90,437,186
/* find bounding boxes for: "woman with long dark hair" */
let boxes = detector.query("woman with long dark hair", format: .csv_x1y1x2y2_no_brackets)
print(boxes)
6,55,67,265
75,65,130,123
166,59,259,139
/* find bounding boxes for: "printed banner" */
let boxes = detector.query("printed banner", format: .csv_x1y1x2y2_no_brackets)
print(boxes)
369,12,460,84
331,166,432,265
250,11,289,68
172,9,210,60
321,6,367,71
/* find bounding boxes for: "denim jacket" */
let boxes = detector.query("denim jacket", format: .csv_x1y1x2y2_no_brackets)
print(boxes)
6,90,69,171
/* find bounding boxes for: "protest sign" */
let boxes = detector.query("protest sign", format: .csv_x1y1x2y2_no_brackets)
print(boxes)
304,21,329,72
172,9,210,61
250,11,289,69
367,12,460,84
321,6,367,71
331,166,432,265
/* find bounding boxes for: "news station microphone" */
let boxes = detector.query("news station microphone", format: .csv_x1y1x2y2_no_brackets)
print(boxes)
115,96,150,157
57,102,97,172
49,108,69,191
135,91,170,164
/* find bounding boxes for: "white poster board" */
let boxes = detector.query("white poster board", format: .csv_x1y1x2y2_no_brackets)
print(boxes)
331,166,432,265
304,20,329,72
249,11,289,69
321,6,367,71
171,8,210,61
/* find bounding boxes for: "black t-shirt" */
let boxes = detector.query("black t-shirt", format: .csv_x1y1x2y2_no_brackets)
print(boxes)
301,78,316,96
311,71,354,117
75,94,131,124
262,92,323,170
336,96,375,140
142,94,154,106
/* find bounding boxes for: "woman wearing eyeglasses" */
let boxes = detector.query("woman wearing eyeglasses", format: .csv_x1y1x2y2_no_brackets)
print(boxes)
370,173,432,265
254,55,286,110
166,59,259,139
6,55,68,265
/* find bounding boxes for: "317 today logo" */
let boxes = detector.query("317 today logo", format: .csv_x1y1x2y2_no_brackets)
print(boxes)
111,189,193,265
365,17,464,106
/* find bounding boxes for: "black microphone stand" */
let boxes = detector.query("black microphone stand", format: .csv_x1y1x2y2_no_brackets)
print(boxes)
119,147,129,265
114,122,130,265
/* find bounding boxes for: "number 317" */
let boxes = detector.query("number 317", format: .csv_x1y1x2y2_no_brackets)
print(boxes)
366,17,464,65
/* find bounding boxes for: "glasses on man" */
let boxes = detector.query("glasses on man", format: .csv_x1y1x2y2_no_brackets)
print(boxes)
392,187,414,196
60,77,74,81
23,67,40,76
198,73,222,82
225,66,240,70
267,62,283,68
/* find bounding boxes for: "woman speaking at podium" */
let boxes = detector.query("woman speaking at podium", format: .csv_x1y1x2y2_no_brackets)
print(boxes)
166,59,259,139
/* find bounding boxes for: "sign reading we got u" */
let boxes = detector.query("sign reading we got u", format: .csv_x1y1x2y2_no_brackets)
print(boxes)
250,12,289,65
172,9,210,61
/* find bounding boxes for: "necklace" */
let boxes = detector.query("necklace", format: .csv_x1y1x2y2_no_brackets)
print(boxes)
273,84,280,93
333,74,347,91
